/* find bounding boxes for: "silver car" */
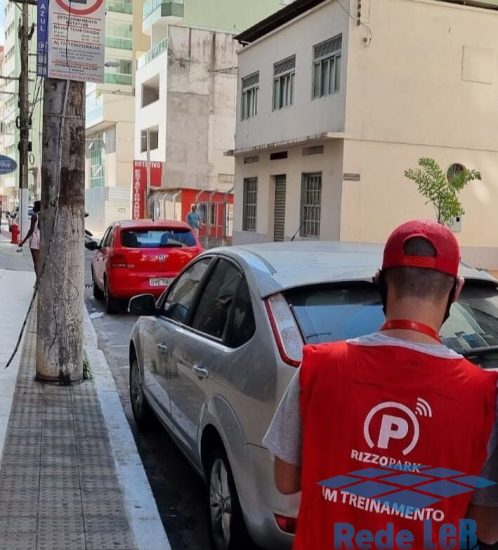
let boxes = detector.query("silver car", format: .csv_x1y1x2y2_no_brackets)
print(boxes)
128,242,498,550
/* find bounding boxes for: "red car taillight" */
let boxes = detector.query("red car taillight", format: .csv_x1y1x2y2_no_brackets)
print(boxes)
265,293,303,367
274,514,297,534
110,253,128,268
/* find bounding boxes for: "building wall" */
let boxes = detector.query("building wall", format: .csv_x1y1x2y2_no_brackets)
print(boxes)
235,0,349,152
340,138,498,267
233,139,344,244
134,49,168,169
346,0,498,149
338,0,498,264
165,26,237,191
135,25,237,192
233,0,498,267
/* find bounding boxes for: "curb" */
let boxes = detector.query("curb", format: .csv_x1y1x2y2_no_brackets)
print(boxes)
83,308,171,550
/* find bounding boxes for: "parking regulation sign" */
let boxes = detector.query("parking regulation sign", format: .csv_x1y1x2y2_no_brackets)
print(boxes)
47,0,105,83
36,0,49,77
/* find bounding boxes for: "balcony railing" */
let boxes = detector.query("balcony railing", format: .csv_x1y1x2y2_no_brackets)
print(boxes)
106,0,132,14
104,73,133,86
105,36,133,50
143,0,184,23
137,38,168,70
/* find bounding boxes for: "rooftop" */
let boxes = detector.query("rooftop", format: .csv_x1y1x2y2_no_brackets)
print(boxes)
236,0,498,45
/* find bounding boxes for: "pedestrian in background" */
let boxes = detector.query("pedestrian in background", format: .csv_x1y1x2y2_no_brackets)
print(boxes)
186,204,203,237
264,219,498,549
19,200,41,282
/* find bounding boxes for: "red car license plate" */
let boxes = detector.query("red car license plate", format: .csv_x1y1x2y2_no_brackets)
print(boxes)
149,278,172,287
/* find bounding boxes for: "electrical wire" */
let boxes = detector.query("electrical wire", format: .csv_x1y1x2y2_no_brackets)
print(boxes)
336,0,373,44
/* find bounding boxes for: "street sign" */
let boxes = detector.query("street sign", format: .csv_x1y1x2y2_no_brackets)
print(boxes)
47,0,105,83
36,0,49,77
132,161,164,220
0,155,18,175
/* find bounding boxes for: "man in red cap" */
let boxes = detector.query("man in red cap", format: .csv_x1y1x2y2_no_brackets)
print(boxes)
264,219,498,549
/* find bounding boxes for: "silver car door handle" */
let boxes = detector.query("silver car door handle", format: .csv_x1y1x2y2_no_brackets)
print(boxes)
192,364,208,379
157,343,168,354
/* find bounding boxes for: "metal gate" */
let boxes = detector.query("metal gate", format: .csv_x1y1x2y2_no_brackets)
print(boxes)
273,175,286,242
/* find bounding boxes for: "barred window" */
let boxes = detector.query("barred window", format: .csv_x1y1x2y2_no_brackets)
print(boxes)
243,178,258,232
312,34,342,99
241,72,259,120
273,55,295,110
300,173,322,237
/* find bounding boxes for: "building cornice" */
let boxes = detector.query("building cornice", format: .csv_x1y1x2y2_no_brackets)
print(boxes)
226,131,345,157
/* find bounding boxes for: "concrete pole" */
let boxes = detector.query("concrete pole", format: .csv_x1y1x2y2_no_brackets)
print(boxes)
18,0,31,240
37,78,85,383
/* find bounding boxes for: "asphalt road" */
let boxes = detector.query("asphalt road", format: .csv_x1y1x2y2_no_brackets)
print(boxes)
84,251,210,550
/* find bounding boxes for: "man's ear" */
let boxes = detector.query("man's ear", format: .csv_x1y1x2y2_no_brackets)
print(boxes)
453,276,465,302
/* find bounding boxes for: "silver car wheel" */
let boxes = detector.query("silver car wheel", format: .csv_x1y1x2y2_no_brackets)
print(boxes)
209,457,232,550
130,359,144,417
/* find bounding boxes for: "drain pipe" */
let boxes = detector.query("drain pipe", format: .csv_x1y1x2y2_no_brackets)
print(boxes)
222,186,234,246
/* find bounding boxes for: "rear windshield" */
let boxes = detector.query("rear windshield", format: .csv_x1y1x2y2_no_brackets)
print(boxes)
121,229,196,248
286,283,384,344
285,281,498,369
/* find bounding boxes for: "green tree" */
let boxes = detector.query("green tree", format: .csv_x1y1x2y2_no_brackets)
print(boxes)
404,157,481,225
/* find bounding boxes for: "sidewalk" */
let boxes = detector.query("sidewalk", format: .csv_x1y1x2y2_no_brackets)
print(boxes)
0,232,170,550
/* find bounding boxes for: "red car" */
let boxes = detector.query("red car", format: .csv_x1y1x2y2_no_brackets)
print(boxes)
88,220,203,313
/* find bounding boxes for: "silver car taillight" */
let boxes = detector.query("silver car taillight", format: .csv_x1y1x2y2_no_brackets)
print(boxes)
265,293,303,367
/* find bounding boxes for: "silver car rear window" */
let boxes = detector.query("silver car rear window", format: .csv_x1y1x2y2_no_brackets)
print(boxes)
286,282,498,369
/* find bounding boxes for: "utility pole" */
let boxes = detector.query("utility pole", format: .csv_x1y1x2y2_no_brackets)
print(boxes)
36,78,85,383
18,0,32,240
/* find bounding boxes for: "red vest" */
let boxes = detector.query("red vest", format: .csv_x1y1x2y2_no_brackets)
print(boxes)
296,342,497,550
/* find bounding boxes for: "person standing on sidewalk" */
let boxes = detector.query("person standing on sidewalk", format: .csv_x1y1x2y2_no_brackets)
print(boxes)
19,200,41,282
264,219,498,549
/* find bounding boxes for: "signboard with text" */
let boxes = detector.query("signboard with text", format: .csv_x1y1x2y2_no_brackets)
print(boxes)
132,161,164,220
36,0,49,77
47,0,105,82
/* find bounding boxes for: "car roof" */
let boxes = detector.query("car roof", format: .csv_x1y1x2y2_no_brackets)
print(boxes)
114,219,192,230
205,241,497,298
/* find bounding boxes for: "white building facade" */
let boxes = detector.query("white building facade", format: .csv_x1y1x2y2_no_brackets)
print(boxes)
133,0,293,222
84,0,149,234
233,0,498,268
134,24,238,196
0,1,42,213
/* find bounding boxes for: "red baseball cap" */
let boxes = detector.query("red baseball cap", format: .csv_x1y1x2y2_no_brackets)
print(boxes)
382,220,460,277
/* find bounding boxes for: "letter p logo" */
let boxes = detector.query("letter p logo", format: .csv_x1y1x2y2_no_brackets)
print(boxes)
364,402,420,456
377,415,409,449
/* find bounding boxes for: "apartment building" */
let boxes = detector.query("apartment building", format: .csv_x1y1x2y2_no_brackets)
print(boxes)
233,0,498,268
133,0,292,238
84,0,149,233
0,1,42,213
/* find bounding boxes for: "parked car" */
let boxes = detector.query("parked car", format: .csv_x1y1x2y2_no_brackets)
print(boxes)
87,219,203,314
127,241,498,550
